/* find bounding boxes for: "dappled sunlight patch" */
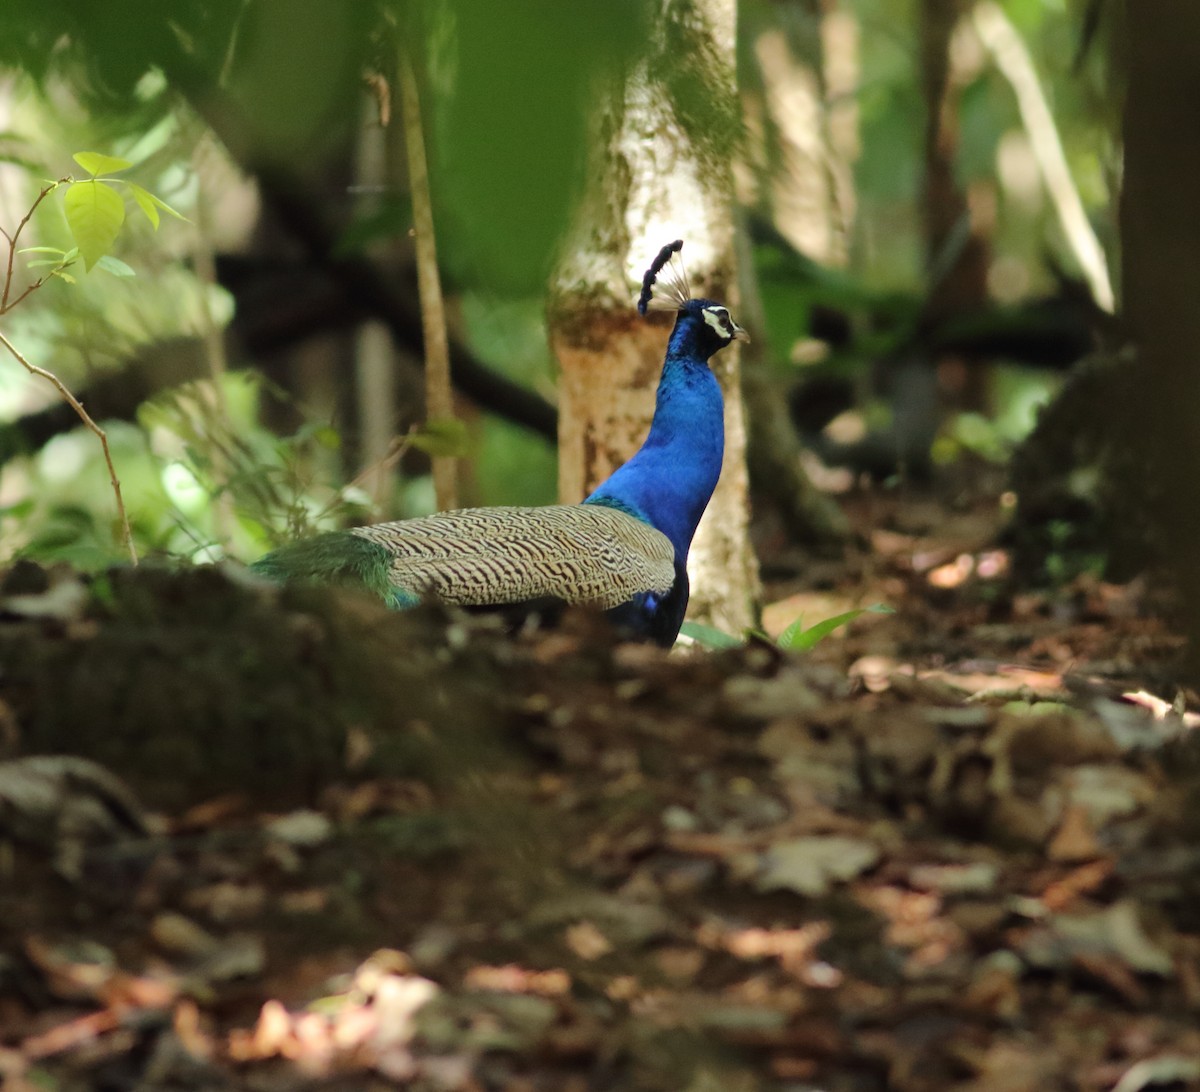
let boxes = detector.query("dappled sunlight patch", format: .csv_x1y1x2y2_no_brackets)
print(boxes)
926,547,1010,588
463,964,571,997
921,662,1066,701
227,953,439,1078
1121,687,1200,731
855,885,966,973
709,922,844,988
848,652,908,692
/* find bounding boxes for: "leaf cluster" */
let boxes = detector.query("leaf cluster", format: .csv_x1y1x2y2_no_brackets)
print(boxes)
56,151,185,272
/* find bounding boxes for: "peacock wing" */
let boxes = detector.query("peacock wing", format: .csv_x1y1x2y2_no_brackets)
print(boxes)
350,505,676,610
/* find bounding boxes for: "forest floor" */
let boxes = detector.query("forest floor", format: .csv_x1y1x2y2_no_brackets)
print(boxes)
2,463,1200,1092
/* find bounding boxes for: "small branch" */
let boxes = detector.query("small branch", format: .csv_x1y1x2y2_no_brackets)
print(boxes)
317,431,415,523
2,178,68,313
0,329,137,564
1,275,48,315
399,38,458,511
973,2,1115,313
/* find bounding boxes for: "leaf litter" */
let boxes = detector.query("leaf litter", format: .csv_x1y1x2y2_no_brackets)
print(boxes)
1,484,1199,1090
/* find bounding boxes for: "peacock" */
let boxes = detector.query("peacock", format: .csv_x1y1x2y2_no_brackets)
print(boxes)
250,240,748,646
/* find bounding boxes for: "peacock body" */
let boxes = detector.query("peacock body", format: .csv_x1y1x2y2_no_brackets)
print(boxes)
251,241,747,645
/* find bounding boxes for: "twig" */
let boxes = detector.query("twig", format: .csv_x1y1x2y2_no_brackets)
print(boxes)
1,275,51,315
1,178,68,313
0,329,138,564
399,38,458,511
973,2,1115,313
316,430,415,522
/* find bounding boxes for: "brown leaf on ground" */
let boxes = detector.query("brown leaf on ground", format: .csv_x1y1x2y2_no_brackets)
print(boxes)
4,469,1200,1089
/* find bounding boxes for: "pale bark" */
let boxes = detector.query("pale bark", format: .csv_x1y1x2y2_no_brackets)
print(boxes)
735,6,857,547
401,43,458,511
751,27,849,264
354,96,398,517
549,0,758,633
739,6,858,267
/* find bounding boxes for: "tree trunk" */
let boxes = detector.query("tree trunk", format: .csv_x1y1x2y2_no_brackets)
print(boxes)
549,0,758,634
1121,3,1200,674
919,0,991,412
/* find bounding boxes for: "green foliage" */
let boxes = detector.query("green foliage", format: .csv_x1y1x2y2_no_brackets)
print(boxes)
933,368,1060,465
63,179,125,270
337,198,413,256
0,146,191,566
20,244,80,284
753,238,917,375
8,424,169,567
681,604,894,652
138,375,374,551
125,183,184,231
72,151,132,176
678,621,744,650
410,417,470,459
458,294,557,506
433,0,646,291
775,604,893,652
58,150,186,271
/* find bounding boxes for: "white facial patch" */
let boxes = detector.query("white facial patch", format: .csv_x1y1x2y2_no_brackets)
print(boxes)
702,306,733,339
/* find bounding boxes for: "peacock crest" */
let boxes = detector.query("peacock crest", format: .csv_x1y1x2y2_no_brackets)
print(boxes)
636,239,746,346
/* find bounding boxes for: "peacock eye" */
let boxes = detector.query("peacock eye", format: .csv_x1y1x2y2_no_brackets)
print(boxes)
702,306,732,336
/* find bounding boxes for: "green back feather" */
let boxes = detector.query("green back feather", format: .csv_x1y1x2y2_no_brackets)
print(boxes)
251,532,411,606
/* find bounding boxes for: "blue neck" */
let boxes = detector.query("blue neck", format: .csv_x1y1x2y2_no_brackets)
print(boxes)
585,321,725,561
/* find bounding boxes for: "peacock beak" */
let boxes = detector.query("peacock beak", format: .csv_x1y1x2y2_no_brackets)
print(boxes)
732,322,750,344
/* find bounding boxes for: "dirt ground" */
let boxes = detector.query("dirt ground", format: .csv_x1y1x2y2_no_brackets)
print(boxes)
2,468,1199,1092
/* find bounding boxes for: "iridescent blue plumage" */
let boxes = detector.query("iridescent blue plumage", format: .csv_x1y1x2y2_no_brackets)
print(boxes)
252,243,747,646
587,298,734,559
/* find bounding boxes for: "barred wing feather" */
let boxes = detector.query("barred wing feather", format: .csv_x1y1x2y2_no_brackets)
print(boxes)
350,505,675,609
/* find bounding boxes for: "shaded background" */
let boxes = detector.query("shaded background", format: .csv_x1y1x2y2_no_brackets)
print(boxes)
0,0,1149,621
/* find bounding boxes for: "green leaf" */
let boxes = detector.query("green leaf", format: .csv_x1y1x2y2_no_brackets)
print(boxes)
0,498,36,520
148,190,188,222
410,417,470,458
127,183,159,229
72,151,133,177
17,246,67,255
313,425,341,451
63,180,125,271
55,270,76,284
777,604,893,652
96,255,136,277
678,621,743,649
117,182,188,227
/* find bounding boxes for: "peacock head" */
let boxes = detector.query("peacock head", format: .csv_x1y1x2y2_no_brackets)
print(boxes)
676,297,750,357
636,240,749,360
